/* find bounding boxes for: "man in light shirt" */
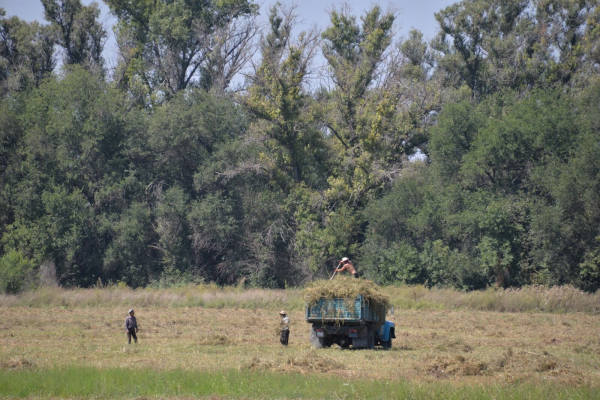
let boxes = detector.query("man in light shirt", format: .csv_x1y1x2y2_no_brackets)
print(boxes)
279,310,290,346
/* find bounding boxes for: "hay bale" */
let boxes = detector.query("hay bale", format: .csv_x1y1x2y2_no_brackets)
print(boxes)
304,277,390,322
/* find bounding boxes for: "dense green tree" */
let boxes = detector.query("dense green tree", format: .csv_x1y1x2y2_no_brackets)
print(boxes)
527,80,600,290
1,67,137,285
535,0,596,85
102,201,156,287
106,0,258,97
320,5,397,203
0,250,36,294
362,85,599,290
1,0,600,292
42,0,107,73
244,4,324,186
433,0,532,97
0,9,56,92
432,0,596,97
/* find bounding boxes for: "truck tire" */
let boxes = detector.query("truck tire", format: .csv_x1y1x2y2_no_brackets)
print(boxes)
367,326,375,350
309,326,326,349
382,327,394,349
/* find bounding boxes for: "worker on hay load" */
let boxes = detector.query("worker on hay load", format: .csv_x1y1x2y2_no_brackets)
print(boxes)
125,309,138,344
335,257,359,278
279,310,290,346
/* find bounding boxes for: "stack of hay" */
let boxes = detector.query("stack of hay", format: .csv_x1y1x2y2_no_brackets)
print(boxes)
304,276,390,324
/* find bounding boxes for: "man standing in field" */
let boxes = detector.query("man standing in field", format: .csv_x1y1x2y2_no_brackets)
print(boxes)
279,310,290,346
125,309,138,344
335,257,359,278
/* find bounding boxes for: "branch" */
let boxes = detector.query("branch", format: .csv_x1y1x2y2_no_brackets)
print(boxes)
325,123,349,149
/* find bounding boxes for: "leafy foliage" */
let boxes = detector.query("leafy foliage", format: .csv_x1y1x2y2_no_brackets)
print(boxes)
1,0,600,292
0,250,36,294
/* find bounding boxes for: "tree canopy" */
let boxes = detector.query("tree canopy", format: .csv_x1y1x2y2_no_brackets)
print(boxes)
1,0,599,293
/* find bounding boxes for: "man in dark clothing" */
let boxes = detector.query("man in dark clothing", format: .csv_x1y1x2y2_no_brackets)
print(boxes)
125,309,138,344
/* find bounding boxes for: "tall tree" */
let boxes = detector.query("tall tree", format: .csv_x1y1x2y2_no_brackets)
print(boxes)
2,67,136,286
244,4,322,185
107,0,258,97
433,0,532,97
321,5,397,203
432,0,597,96
0,9,56,92
42,0,107,74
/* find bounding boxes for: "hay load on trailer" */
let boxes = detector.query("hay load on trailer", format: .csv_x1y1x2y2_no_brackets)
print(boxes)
304,277,395,349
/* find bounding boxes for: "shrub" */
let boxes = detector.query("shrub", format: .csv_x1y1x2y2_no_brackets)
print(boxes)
0,251,36,294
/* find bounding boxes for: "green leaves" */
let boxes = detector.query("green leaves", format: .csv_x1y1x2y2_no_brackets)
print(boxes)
107,0,258,96
0,11,56,92
1,0,600,291
41,0,106,73
245,4,322,185
364,84,600,291
0,250,36,294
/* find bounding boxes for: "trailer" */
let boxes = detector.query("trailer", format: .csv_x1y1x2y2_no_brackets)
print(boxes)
306,295,395,349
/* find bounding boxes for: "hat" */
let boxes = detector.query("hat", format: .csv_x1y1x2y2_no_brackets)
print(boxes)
341,257,349,262
128,309,134,314
279,310,287,315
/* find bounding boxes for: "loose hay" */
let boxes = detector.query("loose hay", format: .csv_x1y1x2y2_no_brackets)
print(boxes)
2,303,599,386
304,277,390,324
245,352,345,374
0,357,36,370
436,339,473,353
286,352,345,373
417,355,488,377
197,334,230,346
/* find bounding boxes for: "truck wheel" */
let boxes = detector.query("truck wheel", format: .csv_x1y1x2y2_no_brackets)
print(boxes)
382,338,392,349
309,326,325,349
367,326,375,350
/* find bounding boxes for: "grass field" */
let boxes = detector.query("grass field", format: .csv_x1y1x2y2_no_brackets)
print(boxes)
1,285,600,398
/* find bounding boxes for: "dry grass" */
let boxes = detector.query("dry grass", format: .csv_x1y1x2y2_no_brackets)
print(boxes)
1,304,599,386
0,284,304,310
245,351,346,374
2,284,598,315
386,285,600,314
0,356,36,370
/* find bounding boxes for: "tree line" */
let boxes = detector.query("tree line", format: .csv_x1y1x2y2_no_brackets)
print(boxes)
1,0,599,293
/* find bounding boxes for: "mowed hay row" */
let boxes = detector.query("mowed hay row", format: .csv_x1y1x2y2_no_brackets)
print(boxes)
406,309,600,385
244,351,347,375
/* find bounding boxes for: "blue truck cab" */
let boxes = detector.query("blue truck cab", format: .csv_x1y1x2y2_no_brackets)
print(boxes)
305,295,395,349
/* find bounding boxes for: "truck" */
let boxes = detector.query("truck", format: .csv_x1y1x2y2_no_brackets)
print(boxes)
306,295,395,349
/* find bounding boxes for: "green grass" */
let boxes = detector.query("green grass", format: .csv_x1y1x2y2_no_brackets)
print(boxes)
0,367,599,399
